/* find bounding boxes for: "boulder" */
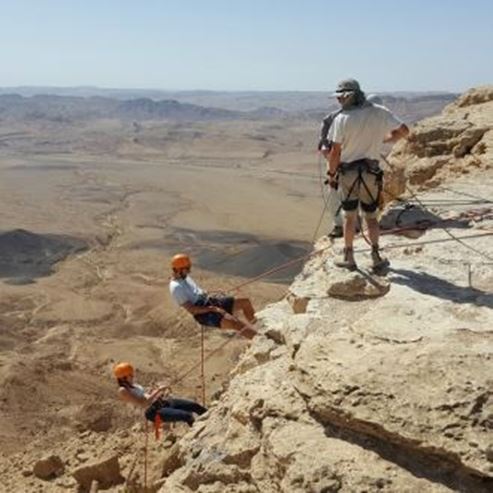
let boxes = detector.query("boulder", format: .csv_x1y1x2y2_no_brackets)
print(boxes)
33,454,65,480
326,270,391,299
72,455,124,491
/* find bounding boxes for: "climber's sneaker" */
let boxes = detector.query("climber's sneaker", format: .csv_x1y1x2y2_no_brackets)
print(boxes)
334,247,357,271
371,246,390,271
329,225,343,239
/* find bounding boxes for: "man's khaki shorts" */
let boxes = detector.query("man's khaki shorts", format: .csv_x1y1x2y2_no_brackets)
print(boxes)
339,169,379,219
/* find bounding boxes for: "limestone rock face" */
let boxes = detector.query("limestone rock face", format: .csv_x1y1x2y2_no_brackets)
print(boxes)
158,208,493,492
386,85,493,190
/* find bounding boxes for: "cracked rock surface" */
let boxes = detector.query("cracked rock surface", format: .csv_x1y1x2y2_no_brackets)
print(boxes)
386,85,493,191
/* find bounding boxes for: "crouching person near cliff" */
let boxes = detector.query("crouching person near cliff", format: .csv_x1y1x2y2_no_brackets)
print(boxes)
169,253,258,339
327,79,409,270
114,362,207,427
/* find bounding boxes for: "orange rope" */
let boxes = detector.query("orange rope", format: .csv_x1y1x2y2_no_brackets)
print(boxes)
227,246,329,294
144,420,149,489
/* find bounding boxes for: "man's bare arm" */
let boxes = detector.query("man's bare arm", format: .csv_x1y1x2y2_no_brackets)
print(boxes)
384,123,409,144
328,143,342,176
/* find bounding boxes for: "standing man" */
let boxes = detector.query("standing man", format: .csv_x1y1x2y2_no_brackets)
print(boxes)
168,253,257,339
327,79,409,270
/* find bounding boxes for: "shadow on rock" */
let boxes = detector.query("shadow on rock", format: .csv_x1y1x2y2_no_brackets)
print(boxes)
389,268,492,308
0,229,88,284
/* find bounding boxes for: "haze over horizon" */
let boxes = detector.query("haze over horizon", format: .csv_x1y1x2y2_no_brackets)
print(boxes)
1,0,492,93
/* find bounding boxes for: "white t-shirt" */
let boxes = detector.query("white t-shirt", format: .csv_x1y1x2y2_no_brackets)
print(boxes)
328,104,402,163
169,276,205,306
128,384,146,400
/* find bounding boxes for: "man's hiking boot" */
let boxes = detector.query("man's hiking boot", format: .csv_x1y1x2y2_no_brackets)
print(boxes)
329,225,344,238
334,247,357,271
371,245,390,271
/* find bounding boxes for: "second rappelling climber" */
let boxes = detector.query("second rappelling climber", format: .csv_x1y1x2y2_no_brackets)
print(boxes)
114,362,206,427
169,253,258,339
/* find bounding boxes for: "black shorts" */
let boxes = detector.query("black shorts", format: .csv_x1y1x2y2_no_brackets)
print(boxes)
193,296,235,327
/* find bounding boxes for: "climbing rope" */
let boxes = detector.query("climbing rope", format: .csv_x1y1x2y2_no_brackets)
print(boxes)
354,230,493,254
311,191,331,244
380,154,493,262
435,185,493,204
144,420,149,489
200,324,206,407
169,318,263,389
228,245,329,294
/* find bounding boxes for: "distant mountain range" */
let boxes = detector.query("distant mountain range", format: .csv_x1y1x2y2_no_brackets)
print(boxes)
0,87,459,123
0,94,241,123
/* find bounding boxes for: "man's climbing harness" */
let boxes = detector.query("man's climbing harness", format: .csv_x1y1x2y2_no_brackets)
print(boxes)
338,158,383,214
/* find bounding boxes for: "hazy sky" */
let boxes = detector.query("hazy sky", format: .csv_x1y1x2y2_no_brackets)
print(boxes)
1,0,492,92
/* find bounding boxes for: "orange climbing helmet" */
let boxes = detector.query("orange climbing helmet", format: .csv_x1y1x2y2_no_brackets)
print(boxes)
113,362,134,379
171,253,191,270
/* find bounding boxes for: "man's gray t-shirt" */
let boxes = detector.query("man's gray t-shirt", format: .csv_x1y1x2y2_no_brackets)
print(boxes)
169,276,205,306
328,104,402,163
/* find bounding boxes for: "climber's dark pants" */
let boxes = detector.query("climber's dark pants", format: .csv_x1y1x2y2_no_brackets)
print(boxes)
193,295,235,327
145,398,207,427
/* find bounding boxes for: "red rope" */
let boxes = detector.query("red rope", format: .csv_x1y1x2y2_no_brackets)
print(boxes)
144,420,149,489
228,246,328,294
200,325,206,407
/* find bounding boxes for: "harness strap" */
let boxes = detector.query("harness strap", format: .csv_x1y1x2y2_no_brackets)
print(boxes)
339,159,382,208
359,169,380,207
